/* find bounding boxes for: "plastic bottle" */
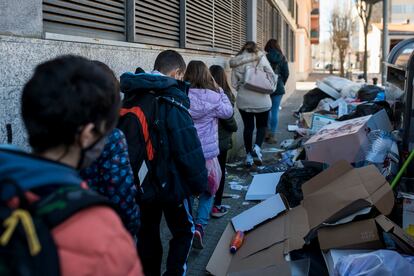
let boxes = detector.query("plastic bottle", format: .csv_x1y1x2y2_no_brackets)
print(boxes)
230,231,244,254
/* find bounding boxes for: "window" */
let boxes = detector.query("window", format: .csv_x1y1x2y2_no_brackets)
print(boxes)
135,0,181,47
43,0,126,41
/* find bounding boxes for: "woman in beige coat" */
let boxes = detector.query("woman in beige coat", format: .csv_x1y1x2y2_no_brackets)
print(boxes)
230,41,274,166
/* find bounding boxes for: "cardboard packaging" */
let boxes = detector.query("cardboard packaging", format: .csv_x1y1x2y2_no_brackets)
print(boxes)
245,172,284,201
304,110,392,165
206,161,394,276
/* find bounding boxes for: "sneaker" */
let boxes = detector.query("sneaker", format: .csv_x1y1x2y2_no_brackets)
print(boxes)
211,205,229,218
193,224,204,249
251,144,263,166
245,153,254,167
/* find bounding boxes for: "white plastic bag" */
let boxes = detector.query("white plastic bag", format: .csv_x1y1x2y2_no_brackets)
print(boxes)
334,250,414,276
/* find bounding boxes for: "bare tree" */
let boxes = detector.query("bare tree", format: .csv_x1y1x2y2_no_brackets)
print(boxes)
355,0,382,82
329,28,336,74
330,9,353,77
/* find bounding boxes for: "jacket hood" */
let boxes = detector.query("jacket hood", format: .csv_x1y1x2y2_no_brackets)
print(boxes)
229,51,265,68
120,72,191,108
0,148,82,200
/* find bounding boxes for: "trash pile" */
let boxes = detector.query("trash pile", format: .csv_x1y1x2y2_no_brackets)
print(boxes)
206,76,414,275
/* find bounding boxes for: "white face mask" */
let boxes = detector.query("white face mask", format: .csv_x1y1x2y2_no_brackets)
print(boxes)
77,135,106,170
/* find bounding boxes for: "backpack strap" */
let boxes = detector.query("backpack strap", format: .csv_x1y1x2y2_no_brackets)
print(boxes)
33,185,114,229
120,107,155,161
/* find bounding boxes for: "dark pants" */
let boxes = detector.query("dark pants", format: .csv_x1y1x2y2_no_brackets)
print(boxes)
137,198,194,276
239,109,269,153
214,150,228,206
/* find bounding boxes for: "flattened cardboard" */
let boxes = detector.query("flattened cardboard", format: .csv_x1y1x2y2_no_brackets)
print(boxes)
245,172,284,201
304,111,392,165
232,194,287,231
207,161,394,275
318,219,383,250
400,192,414,232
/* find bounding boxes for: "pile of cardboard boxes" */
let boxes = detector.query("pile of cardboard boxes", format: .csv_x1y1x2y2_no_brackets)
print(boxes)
207,161,414,275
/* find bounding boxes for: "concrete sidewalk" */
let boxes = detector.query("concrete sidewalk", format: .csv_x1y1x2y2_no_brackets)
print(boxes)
159,82,312,275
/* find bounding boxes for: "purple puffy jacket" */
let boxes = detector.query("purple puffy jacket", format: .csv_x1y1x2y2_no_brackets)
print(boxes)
189,88,233,160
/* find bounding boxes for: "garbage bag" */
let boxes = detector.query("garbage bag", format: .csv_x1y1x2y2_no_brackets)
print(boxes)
341,83,364,99
299,88,335,113
357,85,384,101
276,161,327,208
322,76,355,92
316,98,335,112
385,83,405,101
334,250,414,276
337,101,394,122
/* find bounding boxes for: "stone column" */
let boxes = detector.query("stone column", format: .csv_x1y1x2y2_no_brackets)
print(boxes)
247,0,257,42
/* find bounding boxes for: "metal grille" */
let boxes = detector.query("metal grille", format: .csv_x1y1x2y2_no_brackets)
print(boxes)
43,0,126,41
135,0,180,47
186,0,214,49
231,0,247,52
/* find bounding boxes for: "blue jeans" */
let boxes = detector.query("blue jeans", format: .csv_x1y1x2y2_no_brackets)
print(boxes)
268,94,283,134
191,192,214,228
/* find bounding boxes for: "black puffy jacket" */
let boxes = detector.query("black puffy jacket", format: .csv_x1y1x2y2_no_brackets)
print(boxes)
120,72,208,203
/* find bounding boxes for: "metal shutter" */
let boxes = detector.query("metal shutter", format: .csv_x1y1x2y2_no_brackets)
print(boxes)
214,0,232,51
231,0,247,52
186,0,214,50
135,0,180,47
43,0,126,41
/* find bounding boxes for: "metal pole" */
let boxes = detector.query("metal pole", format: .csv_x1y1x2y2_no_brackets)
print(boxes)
382,0,389,85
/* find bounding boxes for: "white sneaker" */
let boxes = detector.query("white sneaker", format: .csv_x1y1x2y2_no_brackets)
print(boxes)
245,153,254,167
252,144,263,165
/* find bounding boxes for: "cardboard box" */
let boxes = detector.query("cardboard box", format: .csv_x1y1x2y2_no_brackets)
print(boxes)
245,172,284,201
206,161,394,275
304,110,392,165
318,219,383,251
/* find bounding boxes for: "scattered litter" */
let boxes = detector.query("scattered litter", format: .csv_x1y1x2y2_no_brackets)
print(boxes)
288,125,299,132
228,181,241,186
236,167,243,171
242,202,250,206
221,204,231,209
249,172,258,176
245,172,284,201
230,184,249,191
262,147,284,153
226,161,243,168
280,139,295,149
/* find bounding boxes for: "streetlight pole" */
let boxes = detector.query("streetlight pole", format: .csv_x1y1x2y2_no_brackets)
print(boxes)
382,0,389,85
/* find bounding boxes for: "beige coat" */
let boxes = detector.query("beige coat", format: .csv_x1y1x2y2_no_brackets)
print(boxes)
229,51,273,113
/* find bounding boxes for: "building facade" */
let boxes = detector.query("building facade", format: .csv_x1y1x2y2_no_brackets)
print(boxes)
0,0,310,148
391,0,414,23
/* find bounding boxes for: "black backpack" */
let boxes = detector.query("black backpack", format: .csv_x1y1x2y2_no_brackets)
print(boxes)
0,182,113,276
118,91,169,203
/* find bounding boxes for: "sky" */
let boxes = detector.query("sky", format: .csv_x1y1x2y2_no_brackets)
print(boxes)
320,0,353,42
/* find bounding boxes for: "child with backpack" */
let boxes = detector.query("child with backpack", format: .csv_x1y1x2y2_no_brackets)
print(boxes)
0,55,143,276
81,61,140,237
119,50,208,276
184,60,233,249
209,65,238,218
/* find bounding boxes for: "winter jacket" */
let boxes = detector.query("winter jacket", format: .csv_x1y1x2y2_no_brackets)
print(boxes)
218,90,238,152
120,72,208,202
0,147,143,276
229,51,273,113
266,49,290,96
81,128,140,235
189,88,233,160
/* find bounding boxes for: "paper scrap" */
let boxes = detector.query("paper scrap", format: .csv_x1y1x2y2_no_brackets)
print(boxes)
288,125,299,132
242,202,250,206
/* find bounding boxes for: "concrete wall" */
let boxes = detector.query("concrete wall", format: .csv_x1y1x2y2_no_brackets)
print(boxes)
0,35,234,150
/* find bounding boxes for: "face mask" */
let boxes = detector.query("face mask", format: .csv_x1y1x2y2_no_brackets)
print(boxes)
76,135,106,170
